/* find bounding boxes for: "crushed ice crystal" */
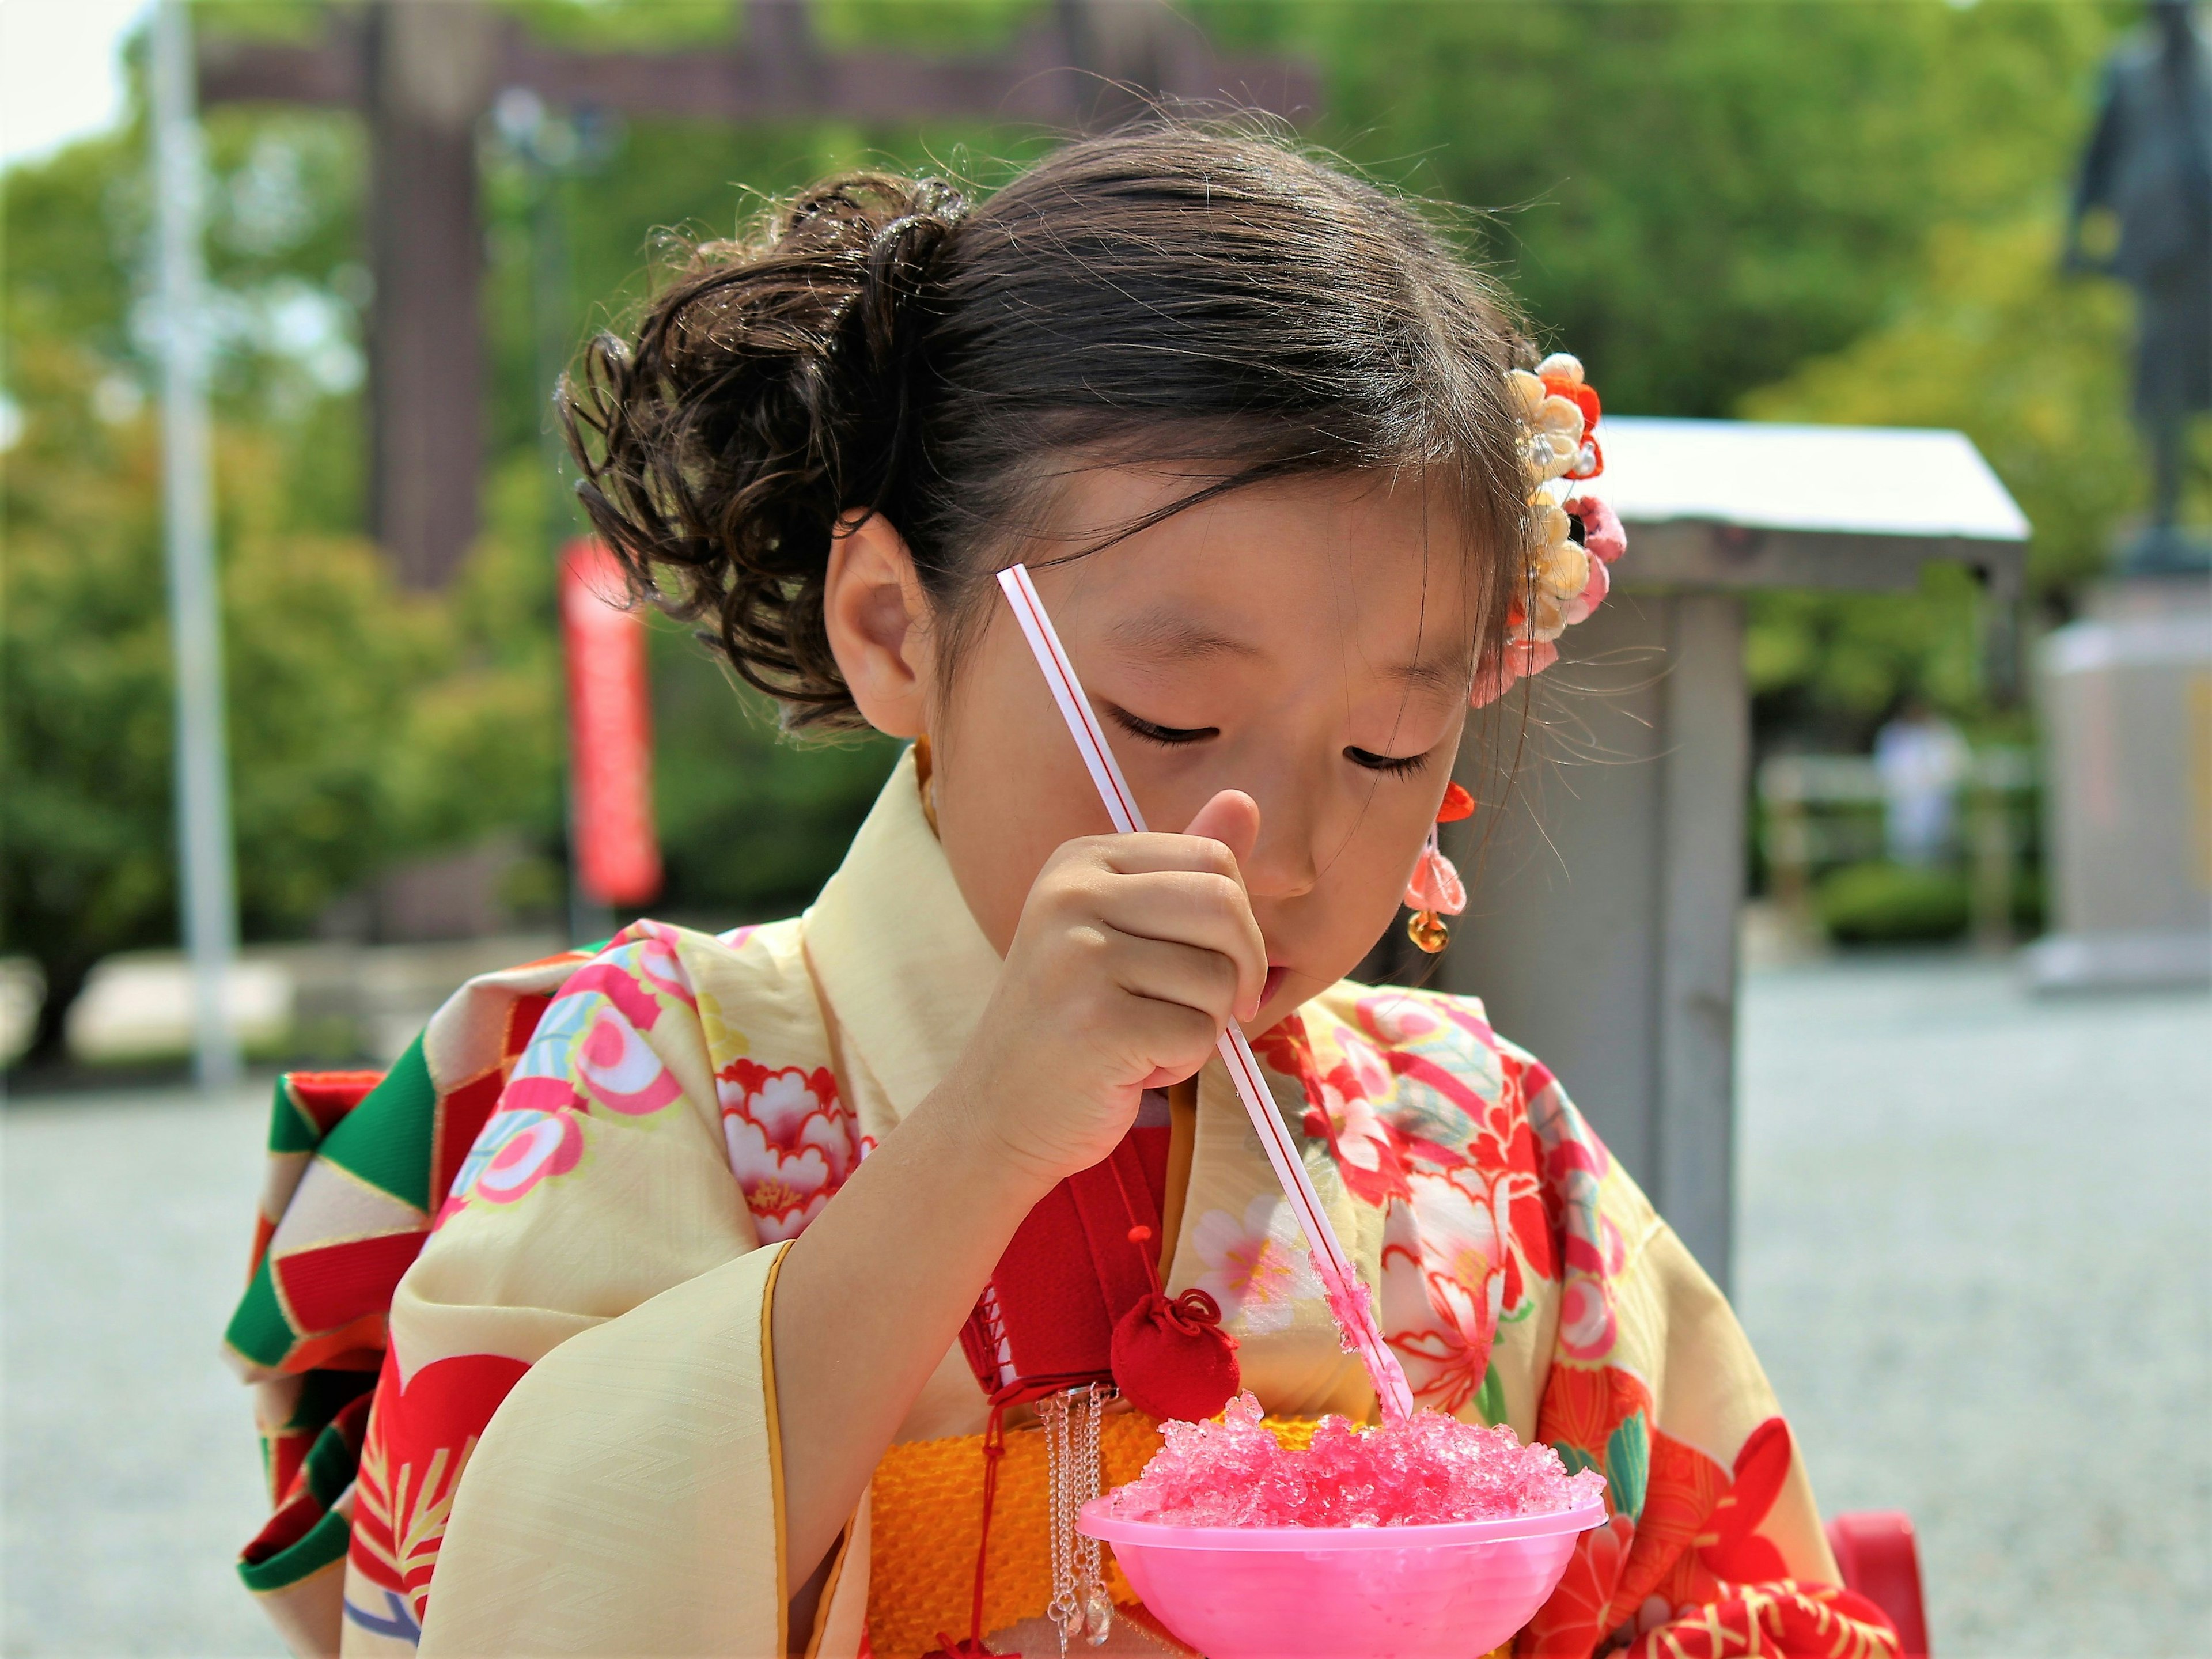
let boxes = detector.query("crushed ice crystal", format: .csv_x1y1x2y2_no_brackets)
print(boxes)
1105,1392,1606,1528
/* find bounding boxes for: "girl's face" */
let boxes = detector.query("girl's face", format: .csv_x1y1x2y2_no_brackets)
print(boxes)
831,467,1480,1033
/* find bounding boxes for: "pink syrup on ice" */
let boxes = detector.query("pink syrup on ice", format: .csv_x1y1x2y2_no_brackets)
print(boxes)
1107,1393,1606,1529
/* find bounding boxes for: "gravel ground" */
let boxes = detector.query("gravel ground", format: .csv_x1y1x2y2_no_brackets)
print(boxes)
1735,956,2211,1658
3,953,2207,1657
4,1075,282,1656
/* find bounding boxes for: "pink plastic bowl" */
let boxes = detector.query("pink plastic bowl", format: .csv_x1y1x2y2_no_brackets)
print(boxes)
1079,1495,1607,1659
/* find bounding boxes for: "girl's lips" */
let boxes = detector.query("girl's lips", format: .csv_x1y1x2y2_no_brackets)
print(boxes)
1260,964,1290,1009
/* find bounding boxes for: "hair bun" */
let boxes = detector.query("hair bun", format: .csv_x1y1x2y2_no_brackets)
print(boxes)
564,172,968,729
849,188,967,448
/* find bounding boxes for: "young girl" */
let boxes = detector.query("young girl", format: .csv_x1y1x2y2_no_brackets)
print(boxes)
228,126,1896,1659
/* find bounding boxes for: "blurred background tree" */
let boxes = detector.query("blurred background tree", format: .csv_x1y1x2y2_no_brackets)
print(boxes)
2,0,2140,1044
4,113,559,1045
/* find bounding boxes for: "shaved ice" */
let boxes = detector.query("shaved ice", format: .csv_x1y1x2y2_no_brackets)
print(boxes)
1107,1393,1605,1528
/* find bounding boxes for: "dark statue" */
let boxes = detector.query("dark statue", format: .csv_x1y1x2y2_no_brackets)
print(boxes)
2066,0,2212,573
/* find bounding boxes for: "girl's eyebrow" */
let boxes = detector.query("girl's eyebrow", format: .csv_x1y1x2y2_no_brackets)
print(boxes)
1392,655,1476,698
1107,610,1264,665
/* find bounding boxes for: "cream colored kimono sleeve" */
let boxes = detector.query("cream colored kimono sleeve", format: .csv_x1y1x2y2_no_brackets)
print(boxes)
416,1245,795,1657
343,757,995,1659
344,917,864,1658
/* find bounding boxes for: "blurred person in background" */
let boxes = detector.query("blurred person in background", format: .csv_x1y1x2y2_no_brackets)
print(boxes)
1874,699,1972,868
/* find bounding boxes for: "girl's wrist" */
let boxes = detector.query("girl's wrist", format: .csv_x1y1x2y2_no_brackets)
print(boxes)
914,1062,1067,1215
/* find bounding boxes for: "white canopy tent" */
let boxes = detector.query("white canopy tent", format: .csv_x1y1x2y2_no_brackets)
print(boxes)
1441,417,2030,1290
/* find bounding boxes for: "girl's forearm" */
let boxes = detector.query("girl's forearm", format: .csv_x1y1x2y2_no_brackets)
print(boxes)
768,1082,1051,1597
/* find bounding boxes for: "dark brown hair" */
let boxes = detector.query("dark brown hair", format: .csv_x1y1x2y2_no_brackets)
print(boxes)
565,122,1533,732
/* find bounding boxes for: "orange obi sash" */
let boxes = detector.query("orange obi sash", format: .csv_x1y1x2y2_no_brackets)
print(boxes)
866,1412,1327,1659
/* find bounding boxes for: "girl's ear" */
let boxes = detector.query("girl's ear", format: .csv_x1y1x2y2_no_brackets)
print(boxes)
824,512,934,738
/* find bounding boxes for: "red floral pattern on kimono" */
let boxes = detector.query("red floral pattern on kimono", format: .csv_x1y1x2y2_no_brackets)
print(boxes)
1256,993,1571,1418
336,919,841,1646
716,1058,871,1242
433,924,700,1229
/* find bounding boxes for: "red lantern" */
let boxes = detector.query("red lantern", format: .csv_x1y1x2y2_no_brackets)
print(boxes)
561,539,662,907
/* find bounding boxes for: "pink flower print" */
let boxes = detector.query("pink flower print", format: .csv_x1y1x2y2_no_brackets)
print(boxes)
1556,1271,1617,1362
1427,994,1501,1051
717,1060,855,1243
1411,1173,1509,1342
1525,1068,1612,1182
459,1107,584,1206
1190,1195,1320,1335
1336,1031,1395,1098
627,929,698,1011
575,1004,683,1117
1303,1059,1411,1206
499,1070,583,1119
1381,1198,1468,1411
1352,992,1441,1047
557,960,666,1036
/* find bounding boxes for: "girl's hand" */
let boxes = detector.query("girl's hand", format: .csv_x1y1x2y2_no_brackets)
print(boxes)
941,790,1267,1191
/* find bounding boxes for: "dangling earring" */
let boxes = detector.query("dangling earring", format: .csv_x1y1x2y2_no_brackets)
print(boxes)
1404,782,1474,953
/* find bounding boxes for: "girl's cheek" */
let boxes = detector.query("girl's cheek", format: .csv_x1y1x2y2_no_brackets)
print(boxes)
1300,801,1432,959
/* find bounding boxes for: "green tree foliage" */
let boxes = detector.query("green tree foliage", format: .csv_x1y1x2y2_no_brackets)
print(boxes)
1743,214,2138,740
2,124,558,1038
650,630,901,925
1214,0,2122,419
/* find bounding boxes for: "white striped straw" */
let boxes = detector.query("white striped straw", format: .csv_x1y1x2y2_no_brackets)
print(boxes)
995,565,1416,1425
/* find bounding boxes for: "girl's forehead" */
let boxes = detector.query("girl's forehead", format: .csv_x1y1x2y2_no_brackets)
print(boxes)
1031,466,1479,679
1101,602,1471,703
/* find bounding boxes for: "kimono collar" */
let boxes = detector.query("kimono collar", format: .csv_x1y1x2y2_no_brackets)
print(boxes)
803,745,1003,1124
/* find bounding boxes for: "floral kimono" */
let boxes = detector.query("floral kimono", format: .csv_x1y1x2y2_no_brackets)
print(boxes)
226,748,1896,1659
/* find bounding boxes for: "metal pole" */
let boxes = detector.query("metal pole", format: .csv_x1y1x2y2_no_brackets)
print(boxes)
506,94,616,949
533,135,608,949
152,0,243,1093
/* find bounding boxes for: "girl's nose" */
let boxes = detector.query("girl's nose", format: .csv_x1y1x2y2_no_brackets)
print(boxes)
1238,785,1319,901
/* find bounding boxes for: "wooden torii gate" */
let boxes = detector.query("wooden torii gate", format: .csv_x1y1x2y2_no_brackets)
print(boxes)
198,0,1318,589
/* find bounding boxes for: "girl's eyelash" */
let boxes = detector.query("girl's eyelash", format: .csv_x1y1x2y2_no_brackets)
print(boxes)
1109,707,1219,748
1346,747,1433,777
1108,706,1429,777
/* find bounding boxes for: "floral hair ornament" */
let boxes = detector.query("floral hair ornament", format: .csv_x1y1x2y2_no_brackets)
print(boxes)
1471,352,1630,709
1404,781,1475,954
1411,353,1627,953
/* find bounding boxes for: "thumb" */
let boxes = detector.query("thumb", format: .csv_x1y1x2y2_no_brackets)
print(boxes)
1183,789,1261,874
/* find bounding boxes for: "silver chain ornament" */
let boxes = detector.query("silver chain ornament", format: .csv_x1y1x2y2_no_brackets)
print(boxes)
1039,1385,1113,1654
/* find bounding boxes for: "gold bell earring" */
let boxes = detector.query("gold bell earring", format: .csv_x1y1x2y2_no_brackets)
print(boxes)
1404,782,1474,953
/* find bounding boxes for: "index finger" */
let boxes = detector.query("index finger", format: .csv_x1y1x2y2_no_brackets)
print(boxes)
1090,832,1248,884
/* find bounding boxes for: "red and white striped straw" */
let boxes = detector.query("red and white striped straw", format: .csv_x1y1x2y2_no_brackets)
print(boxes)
995,565,1416,1425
